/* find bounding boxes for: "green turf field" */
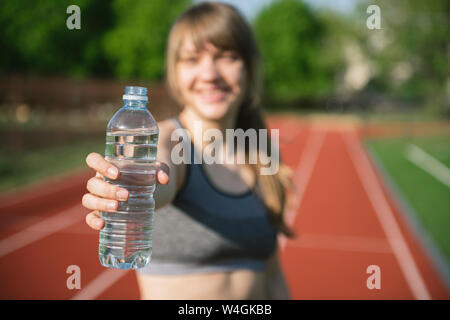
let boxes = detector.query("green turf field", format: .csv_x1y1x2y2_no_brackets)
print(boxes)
0,139,104,193
367,134,450,266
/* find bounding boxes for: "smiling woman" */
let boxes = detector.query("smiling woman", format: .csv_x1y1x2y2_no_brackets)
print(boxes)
82,1,295,300
175,40,245,120
166,2,259,110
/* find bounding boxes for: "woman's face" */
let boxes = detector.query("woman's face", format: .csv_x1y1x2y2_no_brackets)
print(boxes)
175,37,247,121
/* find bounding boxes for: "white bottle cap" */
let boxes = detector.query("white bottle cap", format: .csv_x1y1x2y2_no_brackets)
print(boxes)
122,94,148,102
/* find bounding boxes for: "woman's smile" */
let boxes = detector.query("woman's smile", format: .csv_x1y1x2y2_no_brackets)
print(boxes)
196,87,229,103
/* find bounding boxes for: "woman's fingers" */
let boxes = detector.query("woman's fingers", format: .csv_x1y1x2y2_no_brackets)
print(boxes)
86,176,129,201
82,193,118,212
86,152,119,180
84,160,170,231
87,153,169,186
86,211,104,230
156,161,170,185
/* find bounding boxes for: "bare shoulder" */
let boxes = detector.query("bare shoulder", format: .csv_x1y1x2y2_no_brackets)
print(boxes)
156,118,177,150
156,117,185,158
157,118,176,132
156,117,187,193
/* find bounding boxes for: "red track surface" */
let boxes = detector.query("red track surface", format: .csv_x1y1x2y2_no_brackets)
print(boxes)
0,116,448,299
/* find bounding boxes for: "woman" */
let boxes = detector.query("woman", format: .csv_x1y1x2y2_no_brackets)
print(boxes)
82,2,296,300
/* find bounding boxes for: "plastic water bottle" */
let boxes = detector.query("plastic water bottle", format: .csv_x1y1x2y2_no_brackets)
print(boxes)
99,86,159,269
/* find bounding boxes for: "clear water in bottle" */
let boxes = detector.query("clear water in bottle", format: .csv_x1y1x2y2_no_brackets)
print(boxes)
99,86,159,269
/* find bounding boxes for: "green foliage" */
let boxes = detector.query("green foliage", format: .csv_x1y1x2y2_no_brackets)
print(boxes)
253,0,334,105
102,0,191,80
1,0,446,115
358,0,450,113
0,0,114,77
0,0,191,80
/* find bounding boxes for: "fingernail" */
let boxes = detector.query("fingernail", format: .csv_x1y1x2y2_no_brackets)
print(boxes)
158,171,169,184
95,220,103,229
107,201,117,210
108,167,118,178
116,189,128,201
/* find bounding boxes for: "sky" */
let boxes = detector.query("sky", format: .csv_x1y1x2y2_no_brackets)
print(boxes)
194,0,360,21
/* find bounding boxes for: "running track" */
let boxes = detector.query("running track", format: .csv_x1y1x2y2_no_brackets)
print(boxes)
0,115,448,299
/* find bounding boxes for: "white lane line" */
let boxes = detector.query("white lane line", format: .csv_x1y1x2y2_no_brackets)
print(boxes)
405,143,450,188
0,169,89,210
0,204,83,258
343,131,431,300
289,233,392,254
280,125,327,251
71,269,130,300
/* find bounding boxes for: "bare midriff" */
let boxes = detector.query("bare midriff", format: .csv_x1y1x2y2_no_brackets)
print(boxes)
136,269,267,300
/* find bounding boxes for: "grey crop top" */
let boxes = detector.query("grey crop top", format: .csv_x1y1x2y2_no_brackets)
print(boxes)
137,117,277,275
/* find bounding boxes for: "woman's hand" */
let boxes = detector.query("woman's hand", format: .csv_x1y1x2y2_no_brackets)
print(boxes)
82,152,170,231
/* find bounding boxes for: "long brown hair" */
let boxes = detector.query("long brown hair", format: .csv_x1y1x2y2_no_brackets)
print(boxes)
165,2,296,238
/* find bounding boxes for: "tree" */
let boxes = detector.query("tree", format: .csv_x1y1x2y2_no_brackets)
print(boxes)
0,0,114,77
102,0,191,81
0,0,191,80
253,0,334,106
358,0,450,114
